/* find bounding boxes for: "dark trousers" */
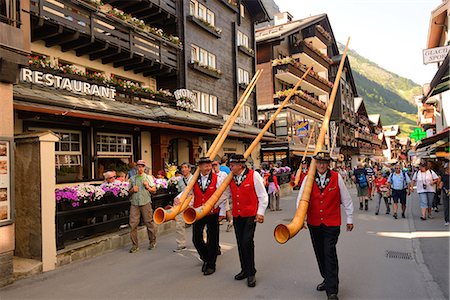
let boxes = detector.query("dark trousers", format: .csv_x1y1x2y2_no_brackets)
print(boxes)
192,213,219,269
234,216,257,276
309,224,340,295
443,190,449,223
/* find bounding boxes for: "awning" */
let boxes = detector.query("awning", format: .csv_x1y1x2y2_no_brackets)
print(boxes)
414,127,449,158
424,53,449,100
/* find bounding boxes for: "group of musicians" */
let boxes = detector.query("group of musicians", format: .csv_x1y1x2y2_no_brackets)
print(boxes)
175,151,353,300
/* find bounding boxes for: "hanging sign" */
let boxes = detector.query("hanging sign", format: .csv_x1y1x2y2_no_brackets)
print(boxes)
423,45,450,65
296,121,309,137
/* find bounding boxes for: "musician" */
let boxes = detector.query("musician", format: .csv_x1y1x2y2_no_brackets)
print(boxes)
228,155,268,288
298,160,309,187
296,151,354,300
187,157,229,275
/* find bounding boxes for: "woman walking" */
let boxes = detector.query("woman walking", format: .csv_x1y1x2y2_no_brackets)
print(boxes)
374,171,390,215
268,169,281,211
411,162,439,220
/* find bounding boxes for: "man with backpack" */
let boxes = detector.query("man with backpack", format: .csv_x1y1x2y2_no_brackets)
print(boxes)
387,164,411,219
352,162,370,211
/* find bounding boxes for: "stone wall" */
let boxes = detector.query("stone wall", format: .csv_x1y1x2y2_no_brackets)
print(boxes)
0,251,13,286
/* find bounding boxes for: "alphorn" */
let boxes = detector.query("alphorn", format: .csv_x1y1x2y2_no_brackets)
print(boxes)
153,70,263,224
290,125,316,188
274,37,351,244
183,66,313,224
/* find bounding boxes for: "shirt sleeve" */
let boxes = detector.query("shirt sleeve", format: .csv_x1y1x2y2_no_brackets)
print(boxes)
214,172,231,209
339,174,353,224
431,170,439,180
412,172,417,182
405,173,412,184
253,171,268,216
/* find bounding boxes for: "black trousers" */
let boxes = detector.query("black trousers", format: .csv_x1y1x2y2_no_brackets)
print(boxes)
309,224,340,295
192,213,219,269
234,216,257,276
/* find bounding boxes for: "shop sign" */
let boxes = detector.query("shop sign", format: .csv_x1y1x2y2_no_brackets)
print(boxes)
296,121,309,137
174,89,197,110
20,68,116,100
0,138,13,226
423,45,450,65
222,114,253,126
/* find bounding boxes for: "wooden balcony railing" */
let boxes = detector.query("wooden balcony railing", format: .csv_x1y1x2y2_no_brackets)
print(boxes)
30,0,179,77
297,41,332,67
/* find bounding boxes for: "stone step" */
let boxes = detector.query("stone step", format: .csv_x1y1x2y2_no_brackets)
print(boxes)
13,257,42,280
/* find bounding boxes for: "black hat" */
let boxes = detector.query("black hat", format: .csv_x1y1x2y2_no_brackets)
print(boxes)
197,157,212,164
313,151,332,161
229,154,247,163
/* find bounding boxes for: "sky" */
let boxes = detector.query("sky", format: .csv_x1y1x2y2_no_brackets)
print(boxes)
274,0,444,86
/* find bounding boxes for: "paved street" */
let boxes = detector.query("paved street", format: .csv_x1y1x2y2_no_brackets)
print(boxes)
0,186,447,300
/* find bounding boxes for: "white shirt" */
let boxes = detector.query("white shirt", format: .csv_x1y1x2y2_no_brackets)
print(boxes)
234,169,269,216
412,170,439,193
296,171,353,224
186,171,231,211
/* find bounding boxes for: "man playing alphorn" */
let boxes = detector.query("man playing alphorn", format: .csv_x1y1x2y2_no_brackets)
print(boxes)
228,154,268,288
296,151,354,300
182,157,229,275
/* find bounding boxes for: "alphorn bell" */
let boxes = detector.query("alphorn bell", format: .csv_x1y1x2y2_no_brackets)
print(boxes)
274,37,351,244
153,70,263,224
290,125,316,188
183,66,313,224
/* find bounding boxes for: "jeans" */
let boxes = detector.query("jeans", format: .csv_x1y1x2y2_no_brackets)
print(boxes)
375,192,390,214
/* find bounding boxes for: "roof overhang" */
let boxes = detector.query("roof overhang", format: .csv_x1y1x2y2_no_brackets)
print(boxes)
414,127,449,158
426,0,448,48
242,0,271,24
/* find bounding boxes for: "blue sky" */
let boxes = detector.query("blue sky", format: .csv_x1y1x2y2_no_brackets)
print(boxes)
274,0,443,86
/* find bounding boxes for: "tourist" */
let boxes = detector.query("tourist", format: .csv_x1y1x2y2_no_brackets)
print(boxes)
352,162,369,211
387,163,411,219
267,169,281,211
411,161,439,220
439,162,449,226
374,171,390,215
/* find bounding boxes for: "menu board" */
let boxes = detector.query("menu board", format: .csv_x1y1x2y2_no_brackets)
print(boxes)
0,140,11,225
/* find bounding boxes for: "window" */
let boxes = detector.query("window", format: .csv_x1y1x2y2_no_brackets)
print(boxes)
194,91,218,115
242,105,252,121
201,93,209,113
209,95,217,115
0,0,20,27
240,4,245,18
190,0,215,25
192,90,201,112
238,68,250,84
96,133,133,156
237,31,249,48
191,44,217,69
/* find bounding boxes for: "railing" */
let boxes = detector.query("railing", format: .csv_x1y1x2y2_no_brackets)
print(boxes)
298,41,332,67
29,0,179,70
56,192,175,249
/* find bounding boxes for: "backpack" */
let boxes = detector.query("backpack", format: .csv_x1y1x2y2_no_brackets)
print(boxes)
388,171,407,190
358,172,368,188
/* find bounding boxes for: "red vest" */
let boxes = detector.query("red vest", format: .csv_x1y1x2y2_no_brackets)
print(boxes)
307,170,341,226
193,172,219,215
229,169,259,217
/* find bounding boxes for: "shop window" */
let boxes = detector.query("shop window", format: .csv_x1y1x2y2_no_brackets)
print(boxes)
263,152,274,162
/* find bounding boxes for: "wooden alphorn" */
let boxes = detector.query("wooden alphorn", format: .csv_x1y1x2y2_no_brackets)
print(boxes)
153,70,263,224
274,37,351,244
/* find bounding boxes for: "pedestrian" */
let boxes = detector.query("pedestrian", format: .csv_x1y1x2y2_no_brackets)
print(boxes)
128,160,157,253
411,161,439,220
189,157,229,275
126,161,137,181
374,171,390,215
212,161,233,231
427,160,443,212
172,162,193,252
220,155,231,174
365,164,375,200
352,162,370,211
101,171,117,187
228,154,268,288
387,163,411,219
116,171,126,182
439,162,449,226
298,160,309,187
296,151,354,300
268,168,281,211
339,165,348,185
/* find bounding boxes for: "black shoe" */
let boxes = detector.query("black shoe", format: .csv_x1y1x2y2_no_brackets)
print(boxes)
203,267,215,276
234,271,247,280
402,213,405,218
217,249,222,256
359,204,363,210
202,262,207,273
327,294,339,300
420,216,426,221
393,213,398,219
375,212,379,215
316,281,326,291
386,211,390,214
247,275,256,287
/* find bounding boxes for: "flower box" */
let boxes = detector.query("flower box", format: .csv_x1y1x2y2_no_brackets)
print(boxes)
189,62,222,79
238,45,255,57
187,15,222,38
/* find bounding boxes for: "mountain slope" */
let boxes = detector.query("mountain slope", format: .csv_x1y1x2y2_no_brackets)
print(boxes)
339,44,420,136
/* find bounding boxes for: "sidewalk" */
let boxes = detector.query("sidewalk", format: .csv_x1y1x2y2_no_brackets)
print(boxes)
408,191,449,299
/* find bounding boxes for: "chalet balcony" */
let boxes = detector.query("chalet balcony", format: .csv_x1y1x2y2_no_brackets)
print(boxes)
102,0,177,27
30,0,180,77
296,41,332,68
302,25,331,48
273,61,332,95
355,130,372,142
273,91,326,115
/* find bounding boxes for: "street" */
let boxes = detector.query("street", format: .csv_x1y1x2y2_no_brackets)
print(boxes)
0,186,447,300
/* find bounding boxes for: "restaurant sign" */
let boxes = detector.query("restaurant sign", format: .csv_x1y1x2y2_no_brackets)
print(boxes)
20,68,116,100
423,45,450,65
